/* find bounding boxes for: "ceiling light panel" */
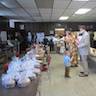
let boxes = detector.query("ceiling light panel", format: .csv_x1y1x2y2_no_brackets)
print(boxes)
59,16,69,20
75,8,91,14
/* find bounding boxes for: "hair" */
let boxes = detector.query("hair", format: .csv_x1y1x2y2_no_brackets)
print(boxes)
79,25,86,30
64,50,69,55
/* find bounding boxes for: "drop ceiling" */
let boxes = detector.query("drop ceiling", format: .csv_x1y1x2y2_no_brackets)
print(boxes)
0,0,96,22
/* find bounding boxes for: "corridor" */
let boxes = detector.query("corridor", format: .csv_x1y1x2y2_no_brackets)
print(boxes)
40,54,96,96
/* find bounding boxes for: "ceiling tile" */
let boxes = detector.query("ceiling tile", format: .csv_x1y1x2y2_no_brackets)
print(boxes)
53,0,71,9
0,10,16,16
39,8,52,14
0,3,6,8
41,14,51,17
33,17,41,21
16,0,37,8
35,0,54,8
11,8,30,17
0,0,20,8
63,9,77,16
68,1,87,9
52,9,64,14
25,8,40,17
86,8,96,15
83,1,96,9
31,13,40,17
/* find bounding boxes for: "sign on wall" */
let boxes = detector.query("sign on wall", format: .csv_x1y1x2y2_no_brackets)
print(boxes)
20,24,24,30
0,31,7,42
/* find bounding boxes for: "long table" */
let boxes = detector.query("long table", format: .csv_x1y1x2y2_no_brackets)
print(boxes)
0,76,40,96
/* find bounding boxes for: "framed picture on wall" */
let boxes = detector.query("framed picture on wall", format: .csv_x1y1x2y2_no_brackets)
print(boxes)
50,30,54,34
55,28,65,37
20,24,24,30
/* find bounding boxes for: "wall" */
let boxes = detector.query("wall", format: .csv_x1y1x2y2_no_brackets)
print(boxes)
15,22,96,35
0,16,9,31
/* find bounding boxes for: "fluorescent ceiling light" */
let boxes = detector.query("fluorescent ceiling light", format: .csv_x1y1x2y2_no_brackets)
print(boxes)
59,16,69,20
55,28,65,31
73,0,89,1
75,8,91,14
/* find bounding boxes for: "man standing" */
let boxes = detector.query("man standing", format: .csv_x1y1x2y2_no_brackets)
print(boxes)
77,25,90,77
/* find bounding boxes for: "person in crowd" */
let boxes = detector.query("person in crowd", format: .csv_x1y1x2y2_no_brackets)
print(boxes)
43,36,49,46
49,39,54,51
27,32,32,46
56,36,61,53
63,49,71,78
59,36,65,54
15,32,23,53
77,25,90,77
65,31,78,67
52,36,58,52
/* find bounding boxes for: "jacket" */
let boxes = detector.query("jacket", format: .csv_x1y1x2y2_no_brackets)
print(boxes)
78,31,90,55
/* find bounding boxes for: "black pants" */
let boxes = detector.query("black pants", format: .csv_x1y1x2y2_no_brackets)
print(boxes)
50,45,54,51
65,67,70,77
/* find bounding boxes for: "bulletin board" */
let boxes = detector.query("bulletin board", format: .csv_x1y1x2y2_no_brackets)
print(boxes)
55,28,65,37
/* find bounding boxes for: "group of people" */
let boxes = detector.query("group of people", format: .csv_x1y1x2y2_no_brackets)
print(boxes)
63,25,90,78
19,25,90,78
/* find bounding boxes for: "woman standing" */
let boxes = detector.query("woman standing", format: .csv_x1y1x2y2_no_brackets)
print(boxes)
65,31,78,67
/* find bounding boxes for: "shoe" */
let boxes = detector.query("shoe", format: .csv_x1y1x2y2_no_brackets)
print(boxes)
71,65,78,67
80,72,84,74
79,73,88,77
71,65,74,67
74,65,78,67
65,76,71,78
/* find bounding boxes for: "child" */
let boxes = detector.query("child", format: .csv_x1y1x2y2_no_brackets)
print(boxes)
64,49,71,78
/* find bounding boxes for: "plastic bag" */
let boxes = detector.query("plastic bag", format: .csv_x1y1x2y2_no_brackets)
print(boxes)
21,59,35,71
33,68,41,75
7,59,22,73
25,70,36,80
14,72,21,81
17,77,31,87
32,58,40,67
2,74,15,88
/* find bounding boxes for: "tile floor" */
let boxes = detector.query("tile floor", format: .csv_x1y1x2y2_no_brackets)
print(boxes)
40,54,96,96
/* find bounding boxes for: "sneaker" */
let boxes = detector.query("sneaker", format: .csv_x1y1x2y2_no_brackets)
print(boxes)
79,73,88,77
71,65,78,67
80,72,84,74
